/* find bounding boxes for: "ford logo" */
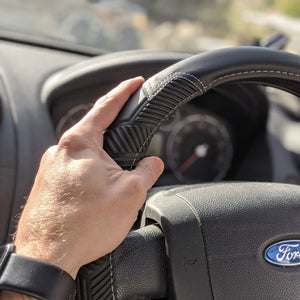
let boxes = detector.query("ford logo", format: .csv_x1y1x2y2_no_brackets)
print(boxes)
264,240,300,266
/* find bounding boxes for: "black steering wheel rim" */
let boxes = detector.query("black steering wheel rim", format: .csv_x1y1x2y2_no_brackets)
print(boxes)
77,47,300,300
104,46,300,169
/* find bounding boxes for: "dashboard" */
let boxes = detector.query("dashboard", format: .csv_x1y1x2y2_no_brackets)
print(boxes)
49,83,269,185
54,101,234,184
0,39,300,245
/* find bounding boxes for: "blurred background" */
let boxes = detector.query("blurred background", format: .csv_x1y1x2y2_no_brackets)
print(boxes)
0,0,299,53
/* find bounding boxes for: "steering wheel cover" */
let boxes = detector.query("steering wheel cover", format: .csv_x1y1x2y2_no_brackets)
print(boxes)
78,47,300,300
104,46,300,169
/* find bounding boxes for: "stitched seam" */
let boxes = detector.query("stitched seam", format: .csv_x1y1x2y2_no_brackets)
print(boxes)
208,70,300,87
109,253,116,300
129,73,203,169
147,70,300,98
146,72,183,99
146,71,204,99
148,77,155,95
175,72,203,91
142,85,150,100
177,71,207,92
129,69,300,169
130,89,203,169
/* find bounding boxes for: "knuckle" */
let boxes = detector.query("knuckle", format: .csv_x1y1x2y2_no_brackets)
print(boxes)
41,146,57,163
58,130,82,150
44,145,56,156
95,95,113,107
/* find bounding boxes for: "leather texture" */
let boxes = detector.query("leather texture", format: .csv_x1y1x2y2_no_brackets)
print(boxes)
112,224,167,299
76,255,114,300
143,182,300,300
104,47,300,169
77,47,300,299
141,190,213,300
76,225,167,300
0,252,76,300
78,182,300,300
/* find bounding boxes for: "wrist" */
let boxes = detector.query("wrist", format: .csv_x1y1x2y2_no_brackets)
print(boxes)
14,251,79,280
0,243,76,300
14,242,80,280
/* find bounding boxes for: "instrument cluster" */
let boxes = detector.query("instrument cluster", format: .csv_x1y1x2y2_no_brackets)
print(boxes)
54,99,235,185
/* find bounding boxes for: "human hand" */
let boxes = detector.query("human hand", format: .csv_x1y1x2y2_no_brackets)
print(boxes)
12,77,164,279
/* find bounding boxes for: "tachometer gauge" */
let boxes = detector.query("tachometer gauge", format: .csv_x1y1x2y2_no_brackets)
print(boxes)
167,112,233,183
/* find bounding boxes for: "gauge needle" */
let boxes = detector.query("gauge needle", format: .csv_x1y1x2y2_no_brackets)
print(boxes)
178,144,209,173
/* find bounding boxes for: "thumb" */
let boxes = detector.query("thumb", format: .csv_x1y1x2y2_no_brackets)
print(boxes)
132,156,164,190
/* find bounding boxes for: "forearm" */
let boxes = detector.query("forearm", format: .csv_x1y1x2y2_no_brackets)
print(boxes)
0,290,35,299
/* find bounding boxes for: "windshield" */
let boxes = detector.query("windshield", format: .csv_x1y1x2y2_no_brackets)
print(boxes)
0,0,299,53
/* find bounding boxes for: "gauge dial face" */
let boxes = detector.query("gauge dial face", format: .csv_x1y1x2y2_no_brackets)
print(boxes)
56,103,92,138
167,112,233,183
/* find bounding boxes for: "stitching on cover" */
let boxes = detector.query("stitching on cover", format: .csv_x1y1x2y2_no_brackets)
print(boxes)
148,78,155,95
146,73,184,99
130,90,203,168
142,85,150,100
208,70,300,87
145,71,203,99
109,253,116,300
130,72,204,168
145,69,300,99
129,69,300,169
177,71,207,92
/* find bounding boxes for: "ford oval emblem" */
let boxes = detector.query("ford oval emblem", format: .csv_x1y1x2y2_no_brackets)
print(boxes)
264,240,300,266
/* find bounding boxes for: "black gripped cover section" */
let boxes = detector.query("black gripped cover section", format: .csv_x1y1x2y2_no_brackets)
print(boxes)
103,47,300,169
76,255,113,300
76,47,300,298
76,225,167,300
143,183,300,300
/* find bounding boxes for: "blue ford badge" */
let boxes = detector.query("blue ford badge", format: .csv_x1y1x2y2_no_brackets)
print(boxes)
264,240,300,266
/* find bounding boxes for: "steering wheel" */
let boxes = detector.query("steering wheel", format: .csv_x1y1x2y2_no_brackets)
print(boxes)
76,47,300,300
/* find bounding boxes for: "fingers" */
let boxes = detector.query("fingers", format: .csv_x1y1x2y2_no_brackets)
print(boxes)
132,156,165,190
79,77,145,144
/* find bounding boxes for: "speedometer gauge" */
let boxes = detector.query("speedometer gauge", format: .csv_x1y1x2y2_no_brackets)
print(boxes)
56,103,92,138
167,112,233,183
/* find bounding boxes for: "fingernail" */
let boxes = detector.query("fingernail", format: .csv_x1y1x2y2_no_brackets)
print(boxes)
133,76,145,81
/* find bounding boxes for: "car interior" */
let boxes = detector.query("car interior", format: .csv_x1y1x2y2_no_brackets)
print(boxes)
1,7,300,300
